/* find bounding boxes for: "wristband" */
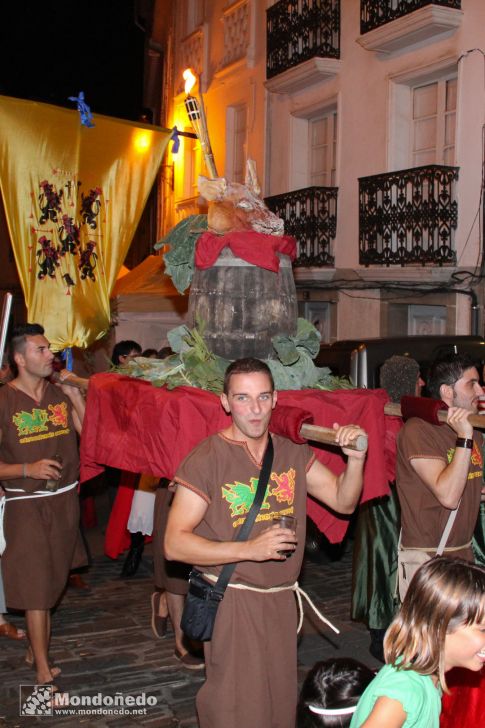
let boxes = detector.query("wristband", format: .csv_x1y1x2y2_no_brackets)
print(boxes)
455,437,473,450
22,463,27,478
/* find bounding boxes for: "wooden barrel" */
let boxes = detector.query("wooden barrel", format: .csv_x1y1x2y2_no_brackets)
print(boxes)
188,249,298,360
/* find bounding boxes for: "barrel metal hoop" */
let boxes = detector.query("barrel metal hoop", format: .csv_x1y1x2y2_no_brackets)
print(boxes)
211,253,292,269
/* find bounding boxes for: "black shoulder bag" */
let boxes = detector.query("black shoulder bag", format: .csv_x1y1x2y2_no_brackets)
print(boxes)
180,435,274,641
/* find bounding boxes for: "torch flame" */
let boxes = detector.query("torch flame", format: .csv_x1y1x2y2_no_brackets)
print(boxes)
183,68,197,95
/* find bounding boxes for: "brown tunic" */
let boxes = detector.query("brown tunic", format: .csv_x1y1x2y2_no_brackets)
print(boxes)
396,418,483,560
0,382,86,609
172,432,315,728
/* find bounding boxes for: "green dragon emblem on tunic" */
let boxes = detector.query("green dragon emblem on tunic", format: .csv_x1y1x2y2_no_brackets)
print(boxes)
222,469,296,517
221,476,272,517
12,408,49,436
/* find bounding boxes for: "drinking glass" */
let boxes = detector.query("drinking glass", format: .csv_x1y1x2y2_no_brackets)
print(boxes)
45,454,63,492
273,515,297,557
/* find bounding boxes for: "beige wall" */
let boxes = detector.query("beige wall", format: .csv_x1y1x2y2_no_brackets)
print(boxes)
162,0,268,233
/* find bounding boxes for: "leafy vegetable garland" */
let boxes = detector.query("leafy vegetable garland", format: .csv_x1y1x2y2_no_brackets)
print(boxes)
154,215,208,294
119,319,352,394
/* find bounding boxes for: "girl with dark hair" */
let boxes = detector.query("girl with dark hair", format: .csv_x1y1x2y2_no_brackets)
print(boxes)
297,658,374,727
350,557,485,727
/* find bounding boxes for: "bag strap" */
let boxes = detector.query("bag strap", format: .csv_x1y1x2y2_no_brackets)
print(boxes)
436,499,461,555
235,435,274,543
398,497,462,559
212,435,274,596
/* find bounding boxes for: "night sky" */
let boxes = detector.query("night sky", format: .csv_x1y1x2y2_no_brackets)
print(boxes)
0,0,146,121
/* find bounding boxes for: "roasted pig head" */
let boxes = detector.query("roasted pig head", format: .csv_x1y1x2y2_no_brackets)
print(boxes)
198,160,284,236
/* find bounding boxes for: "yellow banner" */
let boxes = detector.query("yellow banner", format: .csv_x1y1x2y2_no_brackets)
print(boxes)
0,95,171,349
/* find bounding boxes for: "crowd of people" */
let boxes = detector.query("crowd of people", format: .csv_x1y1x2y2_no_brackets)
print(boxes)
0,324,484,727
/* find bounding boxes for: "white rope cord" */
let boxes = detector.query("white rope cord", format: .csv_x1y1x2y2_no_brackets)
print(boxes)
293,582,340,634
0,482,78,556
202,573,340,635
401,541,471,553
0,497,5,554
4,481,78,499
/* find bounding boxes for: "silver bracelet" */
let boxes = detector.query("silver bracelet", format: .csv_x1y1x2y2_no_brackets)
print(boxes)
22,463,27,478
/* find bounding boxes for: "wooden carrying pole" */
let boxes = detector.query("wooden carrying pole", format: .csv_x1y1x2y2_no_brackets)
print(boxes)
299,424,368,452
383,402,485,429
298,402,485,453
51,371,89,393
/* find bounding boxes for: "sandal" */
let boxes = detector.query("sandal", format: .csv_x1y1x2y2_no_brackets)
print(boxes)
0,621,26,640
174,647,205,671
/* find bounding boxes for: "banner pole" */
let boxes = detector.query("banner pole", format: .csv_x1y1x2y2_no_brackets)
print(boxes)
0,292,13,367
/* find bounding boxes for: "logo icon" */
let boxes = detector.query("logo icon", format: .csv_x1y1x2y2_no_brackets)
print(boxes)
20,684,53,716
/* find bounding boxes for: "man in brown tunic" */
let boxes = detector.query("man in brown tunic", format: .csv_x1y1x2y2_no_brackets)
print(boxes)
165,357,367,728
396,353,484,599
0,323,85,686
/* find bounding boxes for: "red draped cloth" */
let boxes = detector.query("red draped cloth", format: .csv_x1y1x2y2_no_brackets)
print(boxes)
81,374,401,545
440,668,485,727
194,231,297,272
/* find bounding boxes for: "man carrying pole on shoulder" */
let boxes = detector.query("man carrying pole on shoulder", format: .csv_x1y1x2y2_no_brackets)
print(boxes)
165,357,367,728
396,352,484,600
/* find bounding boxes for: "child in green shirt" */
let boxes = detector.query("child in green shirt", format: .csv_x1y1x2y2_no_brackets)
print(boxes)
351,557,485,727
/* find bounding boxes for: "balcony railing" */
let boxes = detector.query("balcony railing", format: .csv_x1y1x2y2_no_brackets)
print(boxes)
361,1,461,35
359,165,458,267
266,0,340,80
265,186,337,267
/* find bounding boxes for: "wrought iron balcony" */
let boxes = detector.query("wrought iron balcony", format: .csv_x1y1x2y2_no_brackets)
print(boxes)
361,1,461,35
265,186,337,267
359,165,458,267
266,0,340,80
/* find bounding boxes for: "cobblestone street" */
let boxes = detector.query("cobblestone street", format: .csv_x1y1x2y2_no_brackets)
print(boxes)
0,503,380,728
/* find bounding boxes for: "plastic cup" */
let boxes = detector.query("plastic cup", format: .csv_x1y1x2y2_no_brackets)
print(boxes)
45,454,63,492
273,515,297,557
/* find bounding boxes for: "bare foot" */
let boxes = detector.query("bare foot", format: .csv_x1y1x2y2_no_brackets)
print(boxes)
26,647,61,677
36,667,57,684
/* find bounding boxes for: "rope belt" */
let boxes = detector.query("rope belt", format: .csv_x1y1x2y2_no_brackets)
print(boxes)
202,572,339,635
400,541,472,553
0,481,78,555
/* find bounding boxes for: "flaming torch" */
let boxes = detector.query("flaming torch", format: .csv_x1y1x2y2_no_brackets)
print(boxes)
183,68,218,178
